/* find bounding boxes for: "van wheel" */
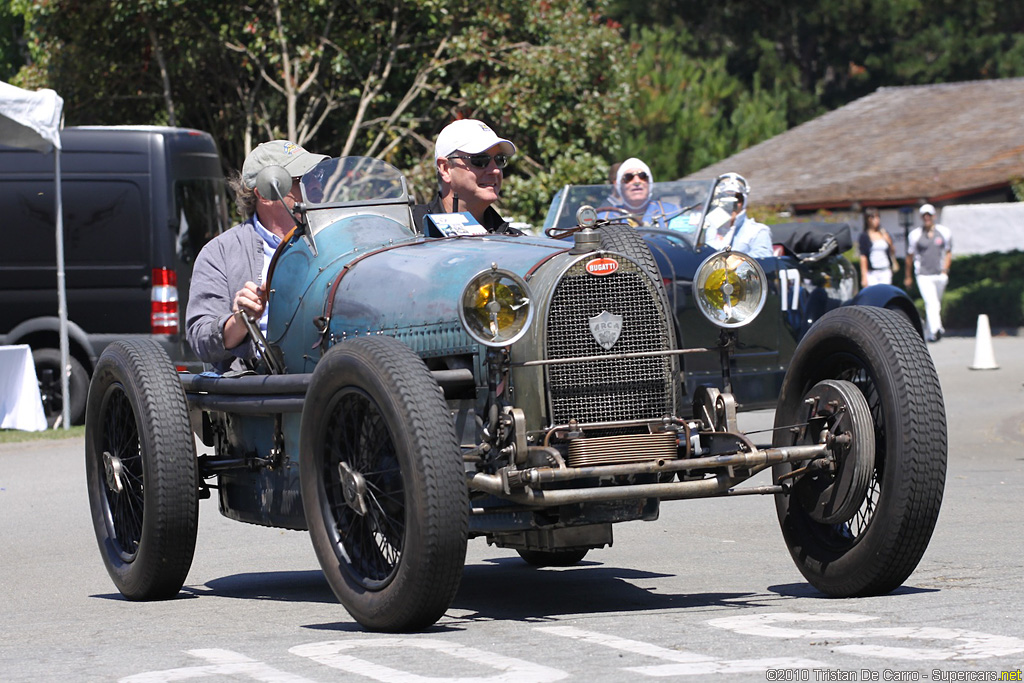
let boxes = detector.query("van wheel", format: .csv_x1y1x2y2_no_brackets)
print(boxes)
33,348,89,427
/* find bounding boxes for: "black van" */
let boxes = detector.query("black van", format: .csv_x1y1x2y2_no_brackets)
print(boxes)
0,125,229,425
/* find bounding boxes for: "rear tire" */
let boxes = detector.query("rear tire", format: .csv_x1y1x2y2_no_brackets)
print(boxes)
773,306,946,597
300,337,468,632
84,339,198,600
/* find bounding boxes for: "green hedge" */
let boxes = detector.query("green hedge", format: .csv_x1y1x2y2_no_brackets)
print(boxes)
913,250,1024,330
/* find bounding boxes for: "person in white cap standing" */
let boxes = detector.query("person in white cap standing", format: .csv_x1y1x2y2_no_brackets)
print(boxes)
905,203,953,342
187,139,328,373
412,118,521,234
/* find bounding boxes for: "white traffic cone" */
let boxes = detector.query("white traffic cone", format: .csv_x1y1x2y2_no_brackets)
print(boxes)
969,314,999,370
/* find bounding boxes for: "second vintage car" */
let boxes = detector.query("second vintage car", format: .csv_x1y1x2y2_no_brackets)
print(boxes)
85,158,946,632
544,177,924,410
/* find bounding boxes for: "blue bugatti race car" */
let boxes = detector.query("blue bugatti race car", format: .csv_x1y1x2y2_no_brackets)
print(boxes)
85,158,945,633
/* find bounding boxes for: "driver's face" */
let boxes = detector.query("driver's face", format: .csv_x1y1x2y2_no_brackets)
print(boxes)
255,178,302,238
621,167,650,205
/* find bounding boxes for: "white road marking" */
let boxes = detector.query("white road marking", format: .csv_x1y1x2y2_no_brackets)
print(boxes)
709,612,1024,660
536,625,824,676
119,648,317,683
289,637,568,682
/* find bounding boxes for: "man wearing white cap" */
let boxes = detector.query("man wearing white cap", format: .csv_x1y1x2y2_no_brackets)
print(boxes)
187,139,328,373
413,118,522,234
905,203,953,342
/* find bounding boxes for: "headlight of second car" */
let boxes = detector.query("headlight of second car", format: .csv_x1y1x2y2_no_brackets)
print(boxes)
693,250,767,328
459,267,533,347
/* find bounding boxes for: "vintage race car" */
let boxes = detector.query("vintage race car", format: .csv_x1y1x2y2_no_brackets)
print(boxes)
85,157,946,633
544,179,924,410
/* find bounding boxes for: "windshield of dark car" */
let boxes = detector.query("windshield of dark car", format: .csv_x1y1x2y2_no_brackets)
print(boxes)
543,179,716,234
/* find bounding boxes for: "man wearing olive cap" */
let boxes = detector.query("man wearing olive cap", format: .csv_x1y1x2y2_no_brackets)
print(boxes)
187,140,328,373
412,118,522,235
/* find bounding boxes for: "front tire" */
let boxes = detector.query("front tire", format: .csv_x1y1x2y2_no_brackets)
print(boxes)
300,337,468,632
598,222,664,283
773,306,946,597
84,339,198,600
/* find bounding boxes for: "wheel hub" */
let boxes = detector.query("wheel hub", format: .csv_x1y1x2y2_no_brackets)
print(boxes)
793,380,874,524
337,461,369,516
103,451,124,494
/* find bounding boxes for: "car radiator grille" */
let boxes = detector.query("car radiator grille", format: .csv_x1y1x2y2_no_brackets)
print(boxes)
546,258,674,426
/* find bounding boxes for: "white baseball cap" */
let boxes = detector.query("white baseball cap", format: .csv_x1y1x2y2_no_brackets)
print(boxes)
434,119,516,161
919,203,936,216
242,140,328,189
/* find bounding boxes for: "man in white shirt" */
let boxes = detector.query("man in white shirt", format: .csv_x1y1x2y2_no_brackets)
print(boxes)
905,203,953,342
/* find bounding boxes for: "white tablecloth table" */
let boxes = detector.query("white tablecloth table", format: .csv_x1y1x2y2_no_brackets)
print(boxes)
0,345,48,431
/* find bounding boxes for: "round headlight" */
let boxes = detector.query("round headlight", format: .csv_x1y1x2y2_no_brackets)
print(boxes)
458,267,534,347
693,250,767,328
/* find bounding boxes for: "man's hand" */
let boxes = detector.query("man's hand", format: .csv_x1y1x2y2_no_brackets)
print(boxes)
232,281,266,322
223,281,266,350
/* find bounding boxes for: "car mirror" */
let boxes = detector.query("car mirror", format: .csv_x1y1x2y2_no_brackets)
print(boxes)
255,165,293,201
702,206,732,233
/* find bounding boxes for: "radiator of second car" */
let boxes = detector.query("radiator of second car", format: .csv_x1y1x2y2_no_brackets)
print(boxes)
545,257,675,427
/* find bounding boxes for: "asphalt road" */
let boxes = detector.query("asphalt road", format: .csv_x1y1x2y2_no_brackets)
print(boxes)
2,333,1022,682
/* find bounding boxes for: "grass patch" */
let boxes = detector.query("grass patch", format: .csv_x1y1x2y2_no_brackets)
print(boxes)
0,425,85,443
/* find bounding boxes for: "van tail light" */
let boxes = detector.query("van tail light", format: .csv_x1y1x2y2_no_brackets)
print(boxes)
151,267,179,335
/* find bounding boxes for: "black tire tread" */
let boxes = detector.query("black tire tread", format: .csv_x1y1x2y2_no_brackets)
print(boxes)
85,339,197,600
301,336,468,631
774,306,946,597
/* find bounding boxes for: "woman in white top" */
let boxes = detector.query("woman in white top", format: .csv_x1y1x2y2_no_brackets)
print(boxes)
858,207,895,287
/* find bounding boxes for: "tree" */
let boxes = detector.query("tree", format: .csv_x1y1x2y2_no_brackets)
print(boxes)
12,0,633,225
0,3,25,82
610,26,789,181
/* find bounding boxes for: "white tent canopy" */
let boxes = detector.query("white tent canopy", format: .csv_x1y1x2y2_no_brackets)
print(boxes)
0,80,62,152
0,80,70,428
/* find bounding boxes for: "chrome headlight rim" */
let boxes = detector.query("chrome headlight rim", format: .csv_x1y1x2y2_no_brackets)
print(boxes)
458,267,534,348
693,249,768,329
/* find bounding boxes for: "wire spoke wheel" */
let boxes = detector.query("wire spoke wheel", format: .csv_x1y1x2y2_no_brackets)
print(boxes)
301,337,468,632
773,306,946,597
84,339,198,601
99,385,145,560
323,389,406,588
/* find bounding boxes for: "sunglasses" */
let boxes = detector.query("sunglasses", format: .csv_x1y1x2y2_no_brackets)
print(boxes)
622,171,649,183
448,153,509,170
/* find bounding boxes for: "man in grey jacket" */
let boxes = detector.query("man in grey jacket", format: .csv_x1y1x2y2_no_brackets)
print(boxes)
186,140,327,373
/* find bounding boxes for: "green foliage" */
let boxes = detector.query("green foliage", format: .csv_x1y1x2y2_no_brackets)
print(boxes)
909,251,1024,329
448,2,631,223
941,277,1024,330
0,3,25,81
10,0,629,225
608,26,789,182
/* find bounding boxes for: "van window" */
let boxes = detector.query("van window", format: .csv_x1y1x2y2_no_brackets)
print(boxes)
173,179,229,265
5,179,147,266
